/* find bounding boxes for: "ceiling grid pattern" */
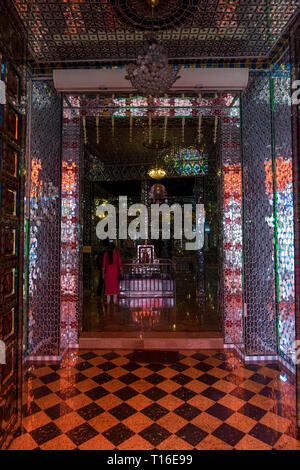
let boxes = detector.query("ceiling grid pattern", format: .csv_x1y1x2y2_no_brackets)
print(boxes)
12,1,299,63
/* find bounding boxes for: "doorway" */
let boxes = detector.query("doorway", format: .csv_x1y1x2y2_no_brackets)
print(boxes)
60,92,243,348
81,112,222,338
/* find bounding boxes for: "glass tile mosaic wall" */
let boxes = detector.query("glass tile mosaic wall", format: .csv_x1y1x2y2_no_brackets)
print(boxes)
242,70,296,363
25,86,296,361
273,74,295,365
242,73,277,356
27,81,61,356
290,18,300,426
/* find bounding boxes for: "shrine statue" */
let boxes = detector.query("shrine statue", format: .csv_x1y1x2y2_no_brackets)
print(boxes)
141,250,150,263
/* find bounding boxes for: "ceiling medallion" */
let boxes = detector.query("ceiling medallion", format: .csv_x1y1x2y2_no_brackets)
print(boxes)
110,0,198,31
126,38,180,96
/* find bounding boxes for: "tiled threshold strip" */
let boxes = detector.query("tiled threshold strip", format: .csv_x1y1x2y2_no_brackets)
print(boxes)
25,343,296,377
224,344,296,376
25,344,79,363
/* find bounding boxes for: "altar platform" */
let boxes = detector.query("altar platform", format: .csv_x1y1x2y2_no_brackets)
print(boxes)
120,260,175,297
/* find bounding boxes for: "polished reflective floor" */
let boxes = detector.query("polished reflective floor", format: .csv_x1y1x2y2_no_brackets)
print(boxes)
10,349,300,450
82,269,220,333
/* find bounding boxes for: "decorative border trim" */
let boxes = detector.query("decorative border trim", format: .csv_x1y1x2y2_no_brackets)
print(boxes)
25,355,61,362
23,344,79,362
29,60,274,75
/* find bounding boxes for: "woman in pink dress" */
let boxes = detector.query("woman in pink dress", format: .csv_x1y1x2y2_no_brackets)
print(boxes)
102,242,122,304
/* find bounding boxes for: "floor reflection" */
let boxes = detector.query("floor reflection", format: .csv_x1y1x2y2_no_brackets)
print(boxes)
82,269,220,333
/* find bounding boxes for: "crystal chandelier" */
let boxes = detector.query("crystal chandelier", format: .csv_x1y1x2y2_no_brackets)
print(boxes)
148,157,167,201
125,38,180,96
148,167,166,179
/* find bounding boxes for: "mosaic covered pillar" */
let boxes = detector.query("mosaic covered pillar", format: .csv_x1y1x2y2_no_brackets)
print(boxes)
27,81,62,356
193,177,205,313
221,111,243,344
82,177,92,292
242,73,278,356
61,99,81,351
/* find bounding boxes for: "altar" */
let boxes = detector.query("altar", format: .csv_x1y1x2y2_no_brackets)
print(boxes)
120,244,175,298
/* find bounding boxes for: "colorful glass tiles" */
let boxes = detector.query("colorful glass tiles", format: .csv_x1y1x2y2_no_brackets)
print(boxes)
167,147,208,177
61,107,81,351
65,94,239,118
221,117,243,344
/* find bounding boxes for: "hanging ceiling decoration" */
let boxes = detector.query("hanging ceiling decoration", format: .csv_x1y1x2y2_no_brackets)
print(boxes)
165,146,208,176
125,38,180,96
125,1,180,95
142,110,171,148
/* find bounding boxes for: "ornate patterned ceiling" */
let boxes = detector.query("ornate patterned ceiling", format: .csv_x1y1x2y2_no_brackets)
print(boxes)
13,1,299,63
